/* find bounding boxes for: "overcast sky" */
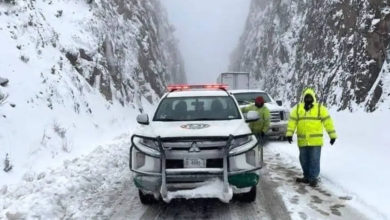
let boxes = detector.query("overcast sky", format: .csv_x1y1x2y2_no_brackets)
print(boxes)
163,0,251,84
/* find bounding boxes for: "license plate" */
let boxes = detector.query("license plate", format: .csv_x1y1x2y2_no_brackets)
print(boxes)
184,158,206,168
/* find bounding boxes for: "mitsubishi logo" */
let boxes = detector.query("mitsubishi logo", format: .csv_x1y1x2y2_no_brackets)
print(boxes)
189,142,200,152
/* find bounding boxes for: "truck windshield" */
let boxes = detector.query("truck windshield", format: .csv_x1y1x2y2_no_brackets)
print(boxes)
154,96,241,121
233,92,272,105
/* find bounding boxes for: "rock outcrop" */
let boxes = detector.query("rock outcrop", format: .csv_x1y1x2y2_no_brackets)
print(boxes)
230,0,390,111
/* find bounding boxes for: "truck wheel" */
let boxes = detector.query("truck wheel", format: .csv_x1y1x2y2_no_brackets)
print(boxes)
237,186,257,203
139,190,157,204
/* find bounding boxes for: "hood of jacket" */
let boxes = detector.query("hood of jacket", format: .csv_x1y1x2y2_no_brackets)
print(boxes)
302,88,317,103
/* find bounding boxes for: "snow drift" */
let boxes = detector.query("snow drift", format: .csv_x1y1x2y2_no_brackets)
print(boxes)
0,0,185,184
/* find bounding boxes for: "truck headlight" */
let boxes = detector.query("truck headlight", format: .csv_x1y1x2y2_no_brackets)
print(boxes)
132,149,161,173
139,138,159,150
133,137,160,157
284,111,289,120
229,135,257,156
230,135,252,149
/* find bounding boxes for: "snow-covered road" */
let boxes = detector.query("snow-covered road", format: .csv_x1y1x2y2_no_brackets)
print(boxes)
0,135,373,219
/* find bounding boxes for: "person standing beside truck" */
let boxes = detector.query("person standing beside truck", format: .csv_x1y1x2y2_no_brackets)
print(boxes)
285,88,337,187
241,96,271,145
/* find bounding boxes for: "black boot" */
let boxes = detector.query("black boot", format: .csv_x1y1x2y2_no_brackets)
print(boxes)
309,179,318,187
296,177,309,183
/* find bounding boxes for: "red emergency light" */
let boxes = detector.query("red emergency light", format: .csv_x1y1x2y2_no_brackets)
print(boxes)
167,84,228,92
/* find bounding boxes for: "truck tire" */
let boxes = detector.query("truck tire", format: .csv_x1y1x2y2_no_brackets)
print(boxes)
138,190,157,204
237,186,257,203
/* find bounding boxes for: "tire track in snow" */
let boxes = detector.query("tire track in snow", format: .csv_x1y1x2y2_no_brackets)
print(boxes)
141,199,232,220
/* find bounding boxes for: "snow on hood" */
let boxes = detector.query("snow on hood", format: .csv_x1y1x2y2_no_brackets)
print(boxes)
136,119,251,138
240,102,287,112
265,102,287,112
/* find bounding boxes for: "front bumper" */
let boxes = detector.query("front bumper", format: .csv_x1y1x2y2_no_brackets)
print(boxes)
266,121,288,137
133,172,260,193
129,134,263,202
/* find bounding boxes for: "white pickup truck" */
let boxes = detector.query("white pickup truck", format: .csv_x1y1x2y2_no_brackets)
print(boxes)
130,84,263,204
230,90,289,139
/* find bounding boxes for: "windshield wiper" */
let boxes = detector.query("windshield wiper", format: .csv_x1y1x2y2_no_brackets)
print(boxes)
190,118,215,121
191,118,237,121
157,118,180,121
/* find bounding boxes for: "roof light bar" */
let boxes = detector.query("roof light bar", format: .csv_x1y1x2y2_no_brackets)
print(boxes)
167,84,228,92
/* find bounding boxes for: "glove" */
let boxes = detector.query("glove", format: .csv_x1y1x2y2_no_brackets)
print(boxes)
330,138,336,145
286,136,292,144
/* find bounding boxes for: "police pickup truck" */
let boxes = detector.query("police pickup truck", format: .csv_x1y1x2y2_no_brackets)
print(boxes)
130,84,263,204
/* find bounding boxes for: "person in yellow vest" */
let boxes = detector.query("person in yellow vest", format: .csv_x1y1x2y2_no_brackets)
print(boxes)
241,96,271,145
286,88,337,187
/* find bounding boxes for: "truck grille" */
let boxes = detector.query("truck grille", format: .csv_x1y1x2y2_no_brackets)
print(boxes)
163,138,227,170
162,139,228,150
270,111,283,122
166,159,223,169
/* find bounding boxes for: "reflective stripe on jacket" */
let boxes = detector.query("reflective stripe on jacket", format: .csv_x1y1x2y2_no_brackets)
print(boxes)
286,88,337,147
241,104,270,134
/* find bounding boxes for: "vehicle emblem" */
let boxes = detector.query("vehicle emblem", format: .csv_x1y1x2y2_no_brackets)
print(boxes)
180,123,210,129
189,142,200,152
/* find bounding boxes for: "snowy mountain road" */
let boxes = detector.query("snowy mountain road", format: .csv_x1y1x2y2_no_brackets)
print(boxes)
0,136,371,219
111,170,290,220
109,141,368,220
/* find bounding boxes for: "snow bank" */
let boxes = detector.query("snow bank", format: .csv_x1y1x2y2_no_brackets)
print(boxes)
0,134,137,219
269,110,390,219
0,0,180,186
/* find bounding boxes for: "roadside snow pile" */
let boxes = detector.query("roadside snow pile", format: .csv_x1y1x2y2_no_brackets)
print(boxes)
0,134,135,219
0,0,182,185
269,110,390,219
165,178,233,203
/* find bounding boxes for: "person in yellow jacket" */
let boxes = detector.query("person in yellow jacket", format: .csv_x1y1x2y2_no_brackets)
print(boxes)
241,96,271,144
286,88,337,187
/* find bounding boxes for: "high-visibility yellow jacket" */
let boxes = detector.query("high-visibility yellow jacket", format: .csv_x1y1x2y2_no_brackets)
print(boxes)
241,104,270,134
286,88,337,147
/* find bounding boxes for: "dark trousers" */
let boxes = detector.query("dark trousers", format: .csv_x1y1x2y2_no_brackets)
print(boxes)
256,134,268,147
299,146,321,181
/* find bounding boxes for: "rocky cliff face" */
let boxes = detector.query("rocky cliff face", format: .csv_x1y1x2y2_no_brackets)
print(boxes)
0,0,185,111
230,0,390,111
0,0,185,181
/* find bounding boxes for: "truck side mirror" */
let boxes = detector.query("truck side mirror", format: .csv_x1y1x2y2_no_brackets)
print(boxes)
245,111,260,123
137,114,149,125
276,100,283,106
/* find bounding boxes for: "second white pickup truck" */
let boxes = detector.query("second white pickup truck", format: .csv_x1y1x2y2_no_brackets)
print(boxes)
230,90,289,139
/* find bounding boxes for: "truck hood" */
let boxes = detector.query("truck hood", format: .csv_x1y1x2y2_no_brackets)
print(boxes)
239,102,287,112
265,103,287,112
135,120,251,138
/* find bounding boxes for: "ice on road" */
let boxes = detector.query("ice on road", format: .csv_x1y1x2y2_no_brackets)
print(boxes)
0,135,372,219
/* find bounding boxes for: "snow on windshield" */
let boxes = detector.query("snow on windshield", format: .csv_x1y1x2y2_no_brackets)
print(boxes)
153,96,241,121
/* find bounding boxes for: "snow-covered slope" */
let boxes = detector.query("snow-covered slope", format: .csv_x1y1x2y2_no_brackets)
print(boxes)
0,0,185,184
230,0,390,111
